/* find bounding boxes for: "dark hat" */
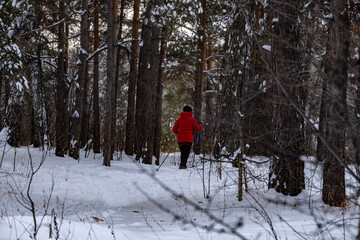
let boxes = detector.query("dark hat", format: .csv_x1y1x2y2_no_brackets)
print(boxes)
183,106,192,112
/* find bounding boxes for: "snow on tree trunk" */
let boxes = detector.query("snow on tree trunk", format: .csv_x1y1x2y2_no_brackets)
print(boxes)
70,0,89,160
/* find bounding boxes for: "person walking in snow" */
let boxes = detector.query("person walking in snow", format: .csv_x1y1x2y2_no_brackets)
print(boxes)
172,106,202,169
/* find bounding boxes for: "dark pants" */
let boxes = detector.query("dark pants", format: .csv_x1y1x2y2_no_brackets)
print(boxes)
179,142,192,166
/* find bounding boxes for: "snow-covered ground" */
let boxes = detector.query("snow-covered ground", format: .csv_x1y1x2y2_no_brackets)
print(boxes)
0,146,358,240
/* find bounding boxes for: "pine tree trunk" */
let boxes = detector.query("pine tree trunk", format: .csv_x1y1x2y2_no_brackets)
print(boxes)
103,0,118,166
135,0,163,164
125,0,140,156
92,0,101,153
111,0,126,154
55,0,66,157
203,43,214,154
33,45,45,148
0,70,2,130
70,0,88,160
321,0,349,207
355,52,360,167
135,20,150,162
245,2,272,157
153,20,169,165
32,0,45,148
351,6,360,175
268,0,305,196
193,0,206,154
64,22,70,153
80,13,90,149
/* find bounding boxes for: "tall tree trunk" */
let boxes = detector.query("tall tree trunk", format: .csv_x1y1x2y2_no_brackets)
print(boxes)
55,0,67,157
64,21,70,153
303,2,315,156
193,0,206,154
0,70,2,130
103,0,118,166
268,0,305,196
203,42,214,154
70,0,89,160
115,0,126,82
245,2,272,157
111,0,126,154
321,0,349,207
135,0,163,164
33,45,45,148
125,0,140,156
80,14,90,150
92,0,101,153
32,0,45,148
355,39,360,169
317,8,332,162
153,20,169,165
350,2,360,177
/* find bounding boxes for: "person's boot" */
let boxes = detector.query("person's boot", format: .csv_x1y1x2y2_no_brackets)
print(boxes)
179,164,187,169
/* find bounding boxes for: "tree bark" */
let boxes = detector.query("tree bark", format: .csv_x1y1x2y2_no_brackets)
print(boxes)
92,0,101,153
153,20,169,165
203,42,214,154
125,0,140,156
316,79,328,162
268,0,305,196
32,0,45,148
321,0,349,207
64,21,70,153
302,2,316,156
109,0,126,155
193,0,206,154
55,0,66,157
135,0,163,164
103,0,118,166
350,2,360,176
70,0,88,160
245,2,272,157
80,9,90,150
0,70,2,130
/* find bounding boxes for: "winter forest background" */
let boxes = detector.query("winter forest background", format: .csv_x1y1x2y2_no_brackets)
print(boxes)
0,0,360,239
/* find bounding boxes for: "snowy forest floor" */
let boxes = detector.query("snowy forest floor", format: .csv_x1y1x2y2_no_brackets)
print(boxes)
0,146,359,240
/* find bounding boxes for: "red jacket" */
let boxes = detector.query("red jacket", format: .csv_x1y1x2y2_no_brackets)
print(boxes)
172,112,202,143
